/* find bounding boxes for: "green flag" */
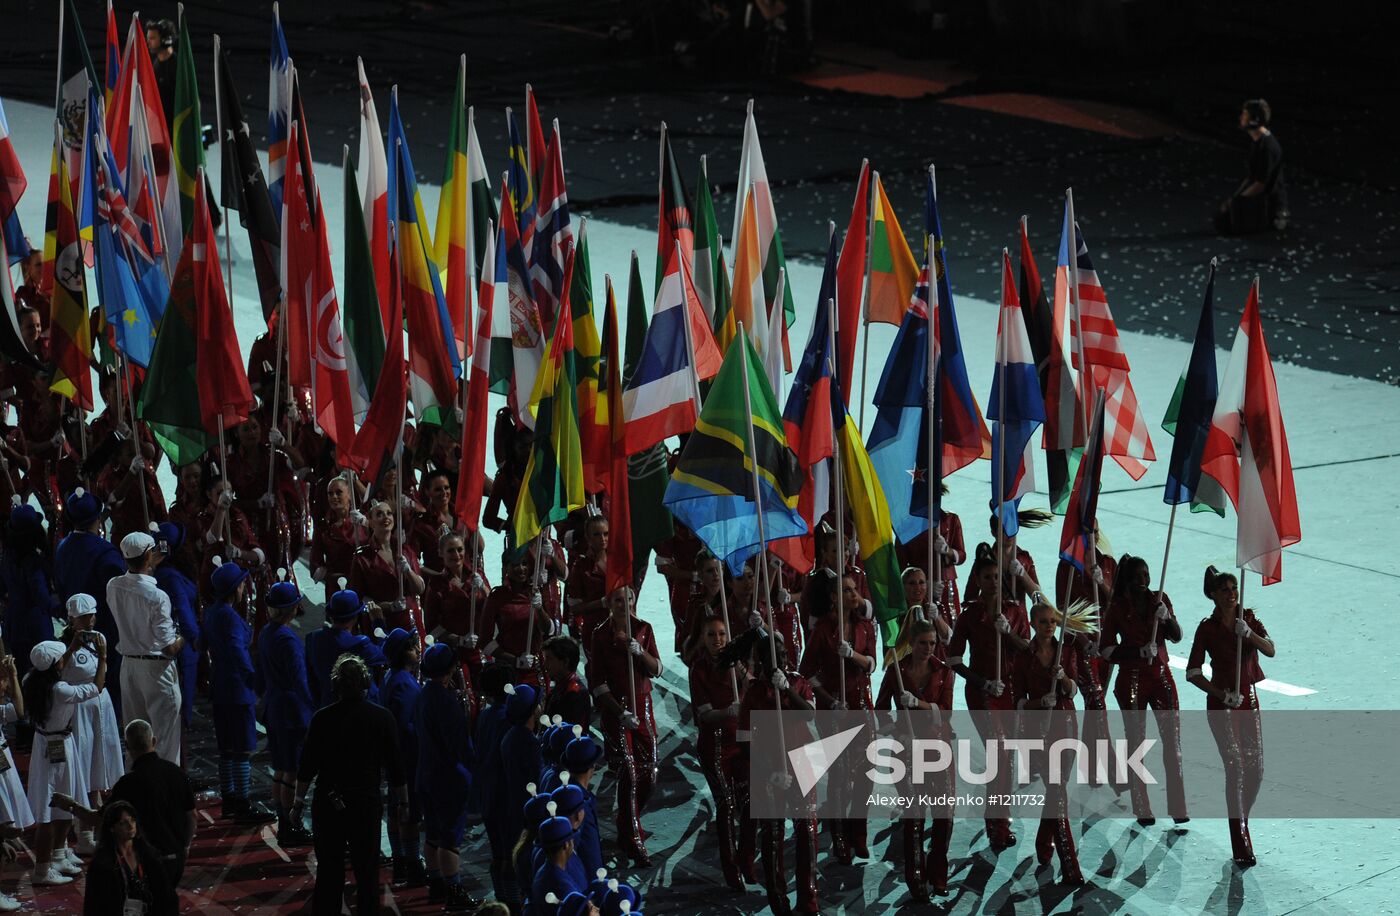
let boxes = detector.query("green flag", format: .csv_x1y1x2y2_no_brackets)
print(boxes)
342,149,385,423
623,251,674,570
138,232,209,466
172,9,204,232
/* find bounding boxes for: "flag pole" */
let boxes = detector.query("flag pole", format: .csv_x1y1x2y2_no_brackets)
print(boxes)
1234,568,1245,697
265,294,288,531
1150,502,1178,647
856,163,872,433
119,354,150,529
1065,188,1102,647
395,389,409,613
216,415,232,544
994,252,1007,684
737,320,788,774
926,233,942,619
822,301,848,707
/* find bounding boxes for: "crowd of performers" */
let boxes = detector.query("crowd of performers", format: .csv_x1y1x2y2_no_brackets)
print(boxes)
0,296,1276,914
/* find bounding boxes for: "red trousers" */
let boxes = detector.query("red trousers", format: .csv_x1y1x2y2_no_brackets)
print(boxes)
603,697,658,856
1208,686,1262,861
1113,662,1188,819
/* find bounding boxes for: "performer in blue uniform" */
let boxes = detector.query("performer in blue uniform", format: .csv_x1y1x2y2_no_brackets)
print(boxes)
561,735,605,879
204,561,274,824
532,810,586,916
257,577,314,846
380,628,426,890
305,588,388,706
474,662,516,906
515,790,554,914
415,642,482,912
495,681,544,910
152,522,200,728
53,489,126,714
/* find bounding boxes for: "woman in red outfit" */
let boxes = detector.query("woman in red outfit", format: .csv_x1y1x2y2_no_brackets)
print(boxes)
309,475,364,593
761,556,803,662
480,553,556,687
655,522,704,654
350,500,426,640
895,493,966,614
590,589,661,866
687,616,748,890
1101,554,1188,825
94,436,166,543
564,515,609,644
196,475,264,608
423,531,491,702
1186,566,1275,868
1055,534,1119,796
679,554,728,663
876,619,955,899
947,552,1032,850
406,469,457,567
1010,602,1086,886
962,511,1050,609
798,572,877,864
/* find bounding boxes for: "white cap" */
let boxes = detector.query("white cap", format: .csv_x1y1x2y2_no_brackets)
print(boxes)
66,594,97,620
120,531,157,560
30,641,67,672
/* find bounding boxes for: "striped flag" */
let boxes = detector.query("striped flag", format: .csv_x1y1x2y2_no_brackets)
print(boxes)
692,155,729,329
732,102,794,363
355,57,391,333
727,188,769,359
867,171,917,328
570,221,604,491
104,1,120,108
0,96,37,368
655,123,693,289
456,222,495,532
1059,395,1106,571
988,249,1045,537
340,146,384,423
0,96,26,221
49,119,94,410
622,251,676,573
834,160,870,394
529,120,572,332
171,8,203,232
267,3,292,219
601,274,634,595
487,177,545,428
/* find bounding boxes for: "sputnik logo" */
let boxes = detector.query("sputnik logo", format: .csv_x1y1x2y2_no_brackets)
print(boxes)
787,724,864,796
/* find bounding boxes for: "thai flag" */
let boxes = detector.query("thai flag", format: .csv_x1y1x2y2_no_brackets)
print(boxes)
988,249,1044,537
267,3,291,220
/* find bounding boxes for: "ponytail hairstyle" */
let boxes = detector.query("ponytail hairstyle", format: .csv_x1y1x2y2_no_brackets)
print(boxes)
1203,565,1237,600
987,508,1053,537
1037,598,1100,635
970,550,998,583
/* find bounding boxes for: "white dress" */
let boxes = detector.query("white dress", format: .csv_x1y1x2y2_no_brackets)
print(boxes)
0,702,33,829
65,646,125,792
26,681,99,824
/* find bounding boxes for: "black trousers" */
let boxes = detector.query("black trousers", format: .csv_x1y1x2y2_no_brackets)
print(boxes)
312,796,382,915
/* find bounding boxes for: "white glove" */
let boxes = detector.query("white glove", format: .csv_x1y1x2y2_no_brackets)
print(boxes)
50,432,66,449
748,611,764,631
1223,691,1243,709
1092,566,1106,586
934,534,949,555
769,772,793,790
399,494,414,510
848,536,860,557
350,510,367,527
1155,602,1171,621
227,544,242,560
313,566,327,583
113,421,131,439
1051,666,1066,683
1011,559,1026,577
449,577,464,590
726,701,741,718
268,428,285,447
628,639,645,657
1040,692,1058,709
218,490,235,509
984,680,1005,698
389,599,406,614
1140,642,1159,660
258,492,276,510
1234,618,1253,640
831,700,848,711
471,573,487,594
770,671,789,692
463,634,479,650
837,641,854,659
621,712,641,730
286,403,302,424
251,547,266,566
397,555,412,573
530,593,544,613
541,540,555,559
994,615,1011,635
900,690,919,710
129,455,146,474
777,587,792,605
517,654,537,669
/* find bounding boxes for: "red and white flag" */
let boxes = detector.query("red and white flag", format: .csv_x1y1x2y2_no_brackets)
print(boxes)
456,222,495,532
356,58,391,335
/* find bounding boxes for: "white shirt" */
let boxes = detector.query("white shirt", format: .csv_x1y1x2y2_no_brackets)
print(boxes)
107,573,179,656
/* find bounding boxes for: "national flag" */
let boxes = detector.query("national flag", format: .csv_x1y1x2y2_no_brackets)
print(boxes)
571,221,604,491
2,214,29,268
48,119,94,410
432,58,486,360
655,123,693,288
622,250,675,573
867,171,917,330
1019,214,1082,513
1059,204,1155,478
1162,261,1224,515
104,1,120,108
601,275,634,594
726,187,769,359
664,333,807,573
1201,280,1300,584
191,169,255,435
267,3,292,219
56,0,98,230
343,217,408,486
504,107,534,240
282,120,356,450
525,85,547,213
487,177,545,427
0,98,35,368
834,160,870,394
216,40,281,325
171,8,203,232
1059,395,1107,571
108,17,177,278
529,120,572,332
763,269,786,397
732,102,794,361
355,57,391,332
0,221,35,366
988,249,1045,537
341,147,385,423
40,126,60,297
513,248,585,550
0,96,26,221
456,222,495,532
691,154,727,328
622,239,723,453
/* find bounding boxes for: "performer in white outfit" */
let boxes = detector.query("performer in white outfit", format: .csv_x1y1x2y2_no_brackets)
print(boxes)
106,532,185,764
23,640,104,886
0,649,33,913
62,595,125,854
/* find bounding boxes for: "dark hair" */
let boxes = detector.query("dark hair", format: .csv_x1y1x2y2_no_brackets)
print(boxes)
421,468,452,492
583,514,609,536
716,626,763,671
542,635,580,670
905,618,936,642
1111,554,1150,609
988,508,1052,536
970,548,999,580
98,800,141,850
22,665,64,729
330,654,370,700
1203,565,1236,599
1243,99,1271,127
801,568,838,619
147,19,176,46
478,662,514,702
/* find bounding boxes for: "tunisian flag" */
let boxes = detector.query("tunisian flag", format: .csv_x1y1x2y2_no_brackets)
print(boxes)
1200,279,1300,584
192,169,255,433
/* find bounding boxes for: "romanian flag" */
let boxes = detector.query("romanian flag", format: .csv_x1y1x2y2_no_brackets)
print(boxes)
48,120,94,410
171,8,203,232
664,333,806,574
868,171,918,328
388,91,462,429
512,249,585,551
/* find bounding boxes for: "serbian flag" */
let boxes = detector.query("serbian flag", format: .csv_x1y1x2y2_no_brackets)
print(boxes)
456,221,496,532
355,57,391,332
191,169,255,433
1200,280,1300,584
601,275,635,594
1059,394,1107,571
622,239,722,453
834,159,869,395
987,249,1044,537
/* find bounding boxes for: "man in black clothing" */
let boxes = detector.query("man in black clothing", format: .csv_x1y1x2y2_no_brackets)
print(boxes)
295,653,410,916
1217,98,1289,234
52,719,197,883
145,18,177,125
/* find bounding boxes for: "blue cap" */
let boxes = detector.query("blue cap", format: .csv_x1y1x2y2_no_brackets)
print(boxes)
327,589,367,621
6,504,42,534
602,883,643,916
550,784,586,818
523,793,554,831
538,814,576,850
505,683,539,723
211,562,250,599
383,628,415,665
420,642,455,678
564,735,605,773
266,580,302,610
557,892,593,916
65,489,103,528
155,521,186,553
546,725,575,763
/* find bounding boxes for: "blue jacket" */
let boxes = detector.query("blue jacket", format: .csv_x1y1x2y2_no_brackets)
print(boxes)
500,723,543,847
0,551,58,673
471,701,508,818
53,531,125,644
414,680,473,804
256,620,314,732
575,788,602,878
204,601,256,707
154,565,201,672
530,859,586,916
382,667,422,781
305,626,387,707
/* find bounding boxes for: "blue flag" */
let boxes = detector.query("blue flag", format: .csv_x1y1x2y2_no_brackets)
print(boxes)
1163,262,1220,506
